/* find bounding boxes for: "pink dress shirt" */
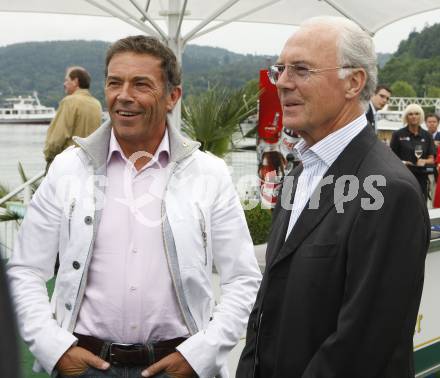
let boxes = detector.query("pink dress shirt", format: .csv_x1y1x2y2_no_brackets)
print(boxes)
75,129,189,343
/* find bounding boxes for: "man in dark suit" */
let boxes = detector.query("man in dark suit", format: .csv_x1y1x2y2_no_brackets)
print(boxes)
237,16,430,378
366,84,392,132
0,253,20,378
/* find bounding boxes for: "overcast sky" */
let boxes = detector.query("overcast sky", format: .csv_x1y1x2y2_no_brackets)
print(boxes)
1,9,440,55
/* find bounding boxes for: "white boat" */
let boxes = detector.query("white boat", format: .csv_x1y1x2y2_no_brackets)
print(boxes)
0,92,56,124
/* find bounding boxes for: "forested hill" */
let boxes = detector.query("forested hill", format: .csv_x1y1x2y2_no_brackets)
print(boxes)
0,41,108,108
379,23,440,97
1,25,437,109
395,23,440,59
0,40,274,108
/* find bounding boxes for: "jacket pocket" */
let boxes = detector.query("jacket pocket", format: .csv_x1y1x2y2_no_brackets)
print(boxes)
300,243,337,258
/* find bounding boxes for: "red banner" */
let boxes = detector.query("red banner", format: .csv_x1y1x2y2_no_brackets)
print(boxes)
258,70,283,143
257,69,301,208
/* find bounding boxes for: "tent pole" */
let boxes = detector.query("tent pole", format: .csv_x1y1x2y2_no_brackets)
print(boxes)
175,0,188,40
85,0,158,35
167,0,184,129
129,0,168,40
320,0,373,34
189,0,281,41
183,0,241,44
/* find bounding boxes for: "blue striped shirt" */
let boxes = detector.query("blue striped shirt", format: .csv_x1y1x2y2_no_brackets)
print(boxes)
286,114,367,238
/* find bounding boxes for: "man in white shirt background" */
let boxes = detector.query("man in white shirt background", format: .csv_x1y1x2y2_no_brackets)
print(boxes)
366,84,392,132
426,113,440,145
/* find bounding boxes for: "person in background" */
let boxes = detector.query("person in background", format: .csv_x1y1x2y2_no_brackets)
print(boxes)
432,149,440,207
366,84,391,132
426,113,440,145
425,113,440,193
44,66,102,168
0,253,20,378
8,35,261,378
390,104,435,199
238,16,429,378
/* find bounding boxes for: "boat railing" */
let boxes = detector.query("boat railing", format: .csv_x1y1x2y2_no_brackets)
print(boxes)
0,170,45,259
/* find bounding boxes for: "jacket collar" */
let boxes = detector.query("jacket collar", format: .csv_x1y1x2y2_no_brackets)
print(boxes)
73,88,92,97
73,114,200,170
269,124,377,270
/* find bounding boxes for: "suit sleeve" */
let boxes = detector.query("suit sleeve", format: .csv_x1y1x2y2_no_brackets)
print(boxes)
302,179,429,378
0,260,20,378
235,289,261,378
427,134,436,157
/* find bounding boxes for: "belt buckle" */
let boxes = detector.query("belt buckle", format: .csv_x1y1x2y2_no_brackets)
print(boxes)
109,342,143,367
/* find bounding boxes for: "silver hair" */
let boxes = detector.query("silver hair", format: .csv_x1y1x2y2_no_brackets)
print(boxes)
302,16,378,105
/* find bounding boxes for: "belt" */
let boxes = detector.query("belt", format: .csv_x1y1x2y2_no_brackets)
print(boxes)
74,333,187,367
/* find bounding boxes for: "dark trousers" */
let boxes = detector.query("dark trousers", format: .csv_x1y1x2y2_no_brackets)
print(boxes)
59,367,171,377
0,259,20,378
414,173,428,200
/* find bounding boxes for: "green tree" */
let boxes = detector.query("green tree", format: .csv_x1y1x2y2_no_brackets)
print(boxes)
182,84,259,157
0,163,41,223
427,86,440,98
379,23,440,97
390,80,417,97
243,203,272,245
0,41,274,105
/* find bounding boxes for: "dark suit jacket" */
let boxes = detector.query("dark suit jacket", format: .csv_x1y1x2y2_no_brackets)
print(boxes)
0,257,20,378
237,126,430,378
366,103,376,130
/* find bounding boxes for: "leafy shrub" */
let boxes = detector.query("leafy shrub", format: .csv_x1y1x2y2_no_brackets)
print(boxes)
243,202,272,245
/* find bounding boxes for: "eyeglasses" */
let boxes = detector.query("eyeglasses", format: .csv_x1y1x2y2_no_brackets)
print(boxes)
267,64,357,85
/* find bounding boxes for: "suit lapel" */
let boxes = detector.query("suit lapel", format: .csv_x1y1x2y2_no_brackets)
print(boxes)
269,125,377,271
265,164,303,269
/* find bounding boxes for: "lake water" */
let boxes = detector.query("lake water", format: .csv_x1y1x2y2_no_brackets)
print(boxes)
0,124,258,195
0,123,258,258
0,124,47,190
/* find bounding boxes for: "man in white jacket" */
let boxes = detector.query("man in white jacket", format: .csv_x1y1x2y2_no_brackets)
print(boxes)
7,35,261,378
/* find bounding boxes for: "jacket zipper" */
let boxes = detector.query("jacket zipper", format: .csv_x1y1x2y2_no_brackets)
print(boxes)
67,198,76,238
198,206,208,265
68,167,99,332
161,163,198,335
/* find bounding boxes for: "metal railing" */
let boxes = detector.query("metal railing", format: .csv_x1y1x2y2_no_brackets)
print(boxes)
0,170,45,207
0,170,45,259
387,97,440,112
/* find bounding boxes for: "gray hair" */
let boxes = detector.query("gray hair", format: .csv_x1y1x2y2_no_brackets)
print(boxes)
302,16,378,105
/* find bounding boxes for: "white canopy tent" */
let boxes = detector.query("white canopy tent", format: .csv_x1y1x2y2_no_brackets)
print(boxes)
1,0,440,124
2,0,440,57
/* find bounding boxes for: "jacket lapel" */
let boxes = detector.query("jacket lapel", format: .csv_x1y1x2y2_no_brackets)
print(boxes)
265,163,303,269
269,125,377,270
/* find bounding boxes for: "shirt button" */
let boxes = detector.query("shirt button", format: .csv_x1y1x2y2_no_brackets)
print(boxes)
84,216,93,225
132,249,138,254
72,261,80,270
130,286,137,291
65,303,72,311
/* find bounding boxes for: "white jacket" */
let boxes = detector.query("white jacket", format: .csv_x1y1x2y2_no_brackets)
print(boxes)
7,120,261,377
